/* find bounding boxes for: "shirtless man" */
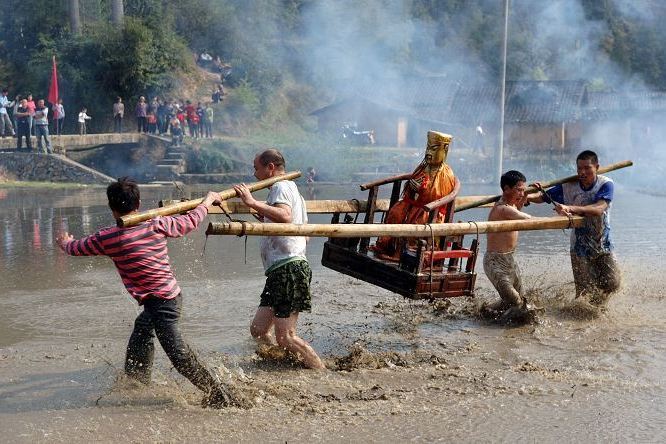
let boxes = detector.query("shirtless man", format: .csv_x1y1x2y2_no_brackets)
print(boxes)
481,170,538,323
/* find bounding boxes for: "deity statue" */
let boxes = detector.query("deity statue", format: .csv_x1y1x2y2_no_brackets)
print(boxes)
373,131,457,258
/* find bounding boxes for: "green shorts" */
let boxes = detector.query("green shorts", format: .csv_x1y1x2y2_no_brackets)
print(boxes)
259,260,312,318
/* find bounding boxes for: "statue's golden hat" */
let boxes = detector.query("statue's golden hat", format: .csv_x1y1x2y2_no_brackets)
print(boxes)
427,131,452,146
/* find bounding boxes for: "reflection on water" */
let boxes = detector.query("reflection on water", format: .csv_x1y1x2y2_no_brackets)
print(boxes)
1,183,665,317
1,182,666,440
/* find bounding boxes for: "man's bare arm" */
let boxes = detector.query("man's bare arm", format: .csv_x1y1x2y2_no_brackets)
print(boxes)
503,205,532,220
233,183,292,222
556,199,608,217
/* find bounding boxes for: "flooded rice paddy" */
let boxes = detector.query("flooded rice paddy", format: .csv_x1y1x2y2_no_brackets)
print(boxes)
1,178,665,442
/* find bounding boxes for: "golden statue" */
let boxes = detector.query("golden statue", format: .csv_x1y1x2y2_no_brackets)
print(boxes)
373,131,456,258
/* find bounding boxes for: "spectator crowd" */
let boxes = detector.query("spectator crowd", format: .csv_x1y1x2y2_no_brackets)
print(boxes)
0,86,225,153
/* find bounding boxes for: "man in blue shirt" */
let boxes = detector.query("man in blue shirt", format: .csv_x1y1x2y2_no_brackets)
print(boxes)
531,150,621,307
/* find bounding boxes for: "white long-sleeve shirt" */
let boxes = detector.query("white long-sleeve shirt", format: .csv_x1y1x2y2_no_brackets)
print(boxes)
78,112,92,123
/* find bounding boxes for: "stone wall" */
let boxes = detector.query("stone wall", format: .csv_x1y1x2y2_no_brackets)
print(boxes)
0,153,114,184
0,133,141,150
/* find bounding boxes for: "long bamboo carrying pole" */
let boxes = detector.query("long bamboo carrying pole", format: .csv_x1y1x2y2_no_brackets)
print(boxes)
456,160,633,212
117,171,301,227
206,215,584,238
179,195,493,215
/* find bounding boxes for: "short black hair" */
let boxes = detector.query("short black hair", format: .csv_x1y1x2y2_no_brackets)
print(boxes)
257,149,285,168
577,150,598,164
500,170,526,191
107,177,140,215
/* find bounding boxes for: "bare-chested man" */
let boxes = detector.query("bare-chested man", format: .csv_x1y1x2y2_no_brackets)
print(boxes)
481,170,538,323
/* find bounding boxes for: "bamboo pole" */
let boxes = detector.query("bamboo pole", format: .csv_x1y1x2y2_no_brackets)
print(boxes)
164,195,494,215
456,160,633,212
206,215,584,238
117,171,301,227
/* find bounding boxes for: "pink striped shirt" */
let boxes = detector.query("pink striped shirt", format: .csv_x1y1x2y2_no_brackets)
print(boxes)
61,205,208,303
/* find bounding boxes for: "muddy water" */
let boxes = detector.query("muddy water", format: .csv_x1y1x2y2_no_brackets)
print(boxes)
1,182,665,442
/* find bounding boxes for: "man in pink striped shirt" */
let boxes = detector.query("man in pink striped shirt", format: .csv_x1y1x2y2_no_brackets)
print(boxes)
57,177,249,409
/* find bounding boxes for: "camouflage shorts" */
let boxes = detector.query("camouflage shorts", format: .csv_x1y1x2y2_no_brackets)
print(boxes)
259,260,312,318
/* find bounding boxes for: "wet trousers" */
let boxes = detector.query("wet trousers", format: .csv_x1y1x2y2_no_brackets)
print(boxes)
125,294,218,393
570,252,621,304
483,251,524,307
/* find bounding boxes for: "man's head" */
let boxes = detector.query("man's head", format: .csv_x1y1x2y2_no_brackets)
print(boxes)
107,177,140,216
19,98,27,107
500,170,527,205
117,96,122,102
425,131,452,165
254,149,286,180
576,150,599,189
1,89,7,96
37,99,44,107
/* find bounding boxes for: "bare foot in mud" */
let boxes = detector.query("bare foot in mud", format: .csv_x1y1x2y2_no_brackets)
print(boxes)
480,301,542,325
254,344,306,368
498,305,542,325
479,301,509,320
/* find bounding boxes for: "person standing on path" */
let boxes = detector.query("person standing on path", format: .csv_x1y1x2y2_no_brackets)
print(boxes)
113,97,124,133
135,96,147,133
53,98,65,135
34,99,53,154
15,98,32,151
25,93,36,136
78,108,92,135
0,89,16,137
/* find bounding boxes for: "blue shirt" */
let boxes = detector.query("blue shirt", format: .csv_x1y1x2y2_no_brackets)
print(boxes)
547,176,614,257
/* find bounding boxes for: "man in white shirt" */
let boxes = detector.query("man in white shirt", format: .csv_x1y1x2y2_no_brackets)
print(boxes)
234,149,325,369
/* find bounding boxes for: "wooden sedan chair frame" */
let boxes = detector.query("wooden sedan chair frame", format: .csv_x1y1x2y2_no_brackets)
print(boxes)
321,173,478,300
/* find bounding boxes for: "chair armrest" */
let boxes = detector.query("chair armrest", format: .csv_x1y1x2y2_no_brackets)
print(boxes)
423,177,461,213
360,173,413,191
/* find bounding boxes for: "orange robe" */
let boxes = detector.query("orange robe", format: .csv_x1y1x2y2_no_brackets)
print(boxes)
374,164,456,257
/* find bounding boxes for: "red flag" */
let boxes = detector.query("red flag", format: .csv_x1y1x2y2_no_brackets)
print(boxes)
48,56,59,107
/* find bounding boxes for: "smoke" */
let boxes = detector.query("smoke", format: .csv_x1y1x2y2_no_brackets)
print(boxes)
288,0,660,186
